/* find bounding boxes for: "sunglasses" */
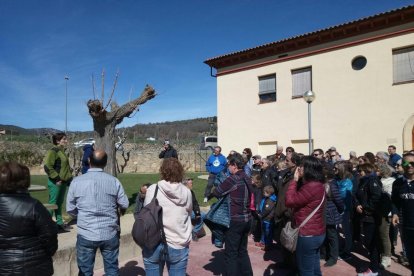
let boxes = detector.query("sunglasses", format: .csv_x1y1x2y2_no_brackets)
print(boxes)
402,161,414,168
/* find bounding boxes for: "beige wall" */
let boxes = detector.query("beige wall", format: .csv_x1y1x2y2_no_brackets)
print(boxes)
216,31,414,157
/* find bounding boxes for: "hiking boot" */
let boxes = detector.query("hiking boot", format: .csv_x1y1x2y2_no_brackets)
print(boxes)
398,255,410,266
324,259,337,267
57,224,71,233
197,227,206,239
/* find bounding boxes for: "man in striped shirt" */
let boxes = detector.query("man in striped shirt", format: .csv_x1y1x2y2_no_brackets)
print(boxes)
66,149,129,276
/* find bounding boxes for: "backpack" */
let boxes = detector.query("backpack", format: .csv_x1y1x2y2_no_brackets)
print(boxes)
131,185,166,250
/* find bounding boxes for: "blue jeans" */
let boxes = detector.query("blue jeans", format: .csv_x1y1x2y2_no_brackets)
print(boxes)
296,234,325,276
224,220,253,276
191,211,206,234
76,234,119,276
143,243,189,276
260,221,273,246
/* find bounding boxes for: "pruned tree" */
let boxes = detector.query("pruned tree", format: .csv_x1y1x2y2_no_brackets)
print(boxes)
87,71,156,175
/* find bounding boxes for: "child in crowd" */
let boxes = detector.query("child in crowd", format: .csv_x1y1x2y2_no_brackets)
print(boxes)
134,183,151,214
258,185,277,251
251,174,263,245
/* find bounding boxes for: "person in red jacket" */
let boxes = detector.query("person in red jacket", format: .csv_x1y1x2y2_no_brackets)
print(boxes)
286,156,326,276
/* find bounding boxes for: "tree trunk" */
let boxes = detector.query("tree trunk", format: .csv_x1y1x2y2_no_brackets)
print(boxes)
87,85,156,176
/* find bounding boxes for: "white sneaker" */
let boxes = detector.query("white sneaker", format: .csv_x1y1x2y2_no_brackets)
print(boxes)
357,269,378,276
381,256,391,268
203,197,208,203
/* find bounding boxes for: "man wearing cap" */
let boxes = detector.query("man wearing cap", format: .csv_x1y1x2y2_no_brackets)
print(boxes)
251,155,262,175
158,139,178,159
204,146,227,203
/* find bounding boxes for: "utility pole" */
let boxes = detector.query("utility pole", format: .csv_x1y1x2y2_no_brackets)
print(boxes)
65,75,69,133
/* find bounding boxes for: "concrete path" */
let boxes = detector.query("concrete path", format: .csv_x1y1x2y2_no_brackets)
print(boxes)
91,220,411,275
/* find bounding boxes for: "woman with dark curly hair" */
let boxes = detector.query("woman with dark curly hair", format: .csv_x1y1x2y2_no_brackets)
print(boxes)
142,158,192,276
0,161,58,275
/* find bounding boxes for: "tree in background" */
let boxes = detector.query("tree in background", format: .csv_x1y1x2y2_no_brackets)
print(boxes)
87,71,156,175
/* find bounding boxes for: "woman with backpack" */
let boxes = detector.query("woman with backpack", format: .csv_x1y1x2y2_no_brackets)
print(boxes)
142,158,192,276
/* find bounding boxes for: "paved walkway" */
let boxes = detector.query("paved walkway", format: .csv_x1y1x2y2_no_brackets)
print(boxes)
93,227,411,276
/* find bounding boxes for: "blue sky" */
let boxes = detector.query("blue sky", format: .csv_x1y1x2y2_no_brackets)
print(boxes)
1,0,412,131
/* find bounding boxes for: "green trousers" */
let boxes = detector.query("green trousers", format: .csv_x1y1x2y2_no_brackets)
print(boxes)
47,179,67,225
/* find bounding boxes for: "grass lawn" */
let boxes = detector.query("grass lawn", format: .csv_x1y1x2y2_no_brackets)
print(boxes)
30,172,210,218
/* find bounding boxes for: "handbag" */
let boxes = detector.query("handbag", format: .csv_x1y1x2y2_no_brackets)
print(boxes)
280,192,325,252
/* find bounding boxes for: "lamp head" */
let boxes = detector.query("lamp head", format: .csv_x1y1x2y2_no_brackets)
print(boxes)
303,90,315,103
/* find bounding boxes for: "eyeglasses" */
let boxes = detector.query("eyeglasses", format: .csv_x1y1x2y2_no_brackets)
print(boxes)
402,161,414,168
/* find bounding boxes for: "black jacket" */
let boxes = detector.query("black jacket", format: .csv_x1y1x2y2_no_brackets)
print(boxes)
354,174,382,223
191,190,201,217
158,146,178,159
0,193,58,276
392,177,414,229
326,180,344,225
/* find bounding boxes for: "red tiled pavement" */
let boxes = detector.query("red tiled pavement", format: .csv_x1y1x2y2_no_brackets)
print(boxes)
95,232,411,276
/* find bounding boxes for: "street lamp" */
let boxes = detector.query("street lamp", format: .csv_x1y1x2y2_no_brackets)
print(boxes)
303,90,315,155
65,76,69,133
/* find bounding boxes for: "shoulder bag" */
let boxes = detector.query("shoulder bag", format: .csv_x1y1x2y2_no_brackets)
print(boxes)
280,192,325,252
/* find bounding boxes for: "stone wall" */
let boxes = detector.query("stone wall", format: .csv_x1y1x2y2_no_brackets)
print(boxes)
118,149,210,173
28,145,211,175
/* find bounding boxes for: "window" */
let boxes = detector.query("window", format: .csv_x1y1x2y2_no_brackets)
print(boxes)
292,67,312,98
258,74,276,103
393,46,414,84
352,56,367,70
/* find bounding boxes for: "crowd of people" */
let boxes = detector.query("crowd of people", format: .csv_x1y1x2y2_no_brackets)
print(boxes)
1,132,413,276
199,144,414,276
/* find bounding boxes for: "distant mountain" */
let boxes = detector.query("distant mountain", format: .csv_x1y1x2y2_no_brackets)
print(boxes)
0,117,217,141
0,125,60,136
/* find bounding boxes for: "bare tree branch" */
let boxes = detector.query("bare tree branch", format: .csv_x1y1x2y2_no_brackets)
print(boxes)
91,74,96,100
111,84,156,122
104,70,119,111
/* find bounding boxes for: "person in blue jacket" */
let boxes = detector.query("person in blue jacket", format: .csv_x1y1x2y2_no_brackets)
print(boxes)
204,146,227,203
81,143,95,174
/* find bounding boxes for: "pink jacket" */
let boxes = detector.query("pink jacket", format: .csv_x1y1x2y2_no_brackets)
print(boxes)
285,180,326,236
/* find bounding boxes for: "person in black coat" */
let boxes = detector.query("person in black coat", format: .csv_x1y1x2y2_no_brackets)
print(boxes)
0,162,58,276
159,140,178,159
354,163,382,275
321,174,344,267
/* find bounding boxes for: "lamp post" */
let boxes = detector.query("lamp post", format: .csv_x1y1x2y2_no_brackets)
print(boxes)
303,90,315,155
64,76,69,133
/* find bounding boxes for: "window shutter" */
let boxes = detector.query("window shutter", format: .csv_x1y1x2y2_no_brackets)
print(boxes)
393,47,414,84
292,68,312,97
